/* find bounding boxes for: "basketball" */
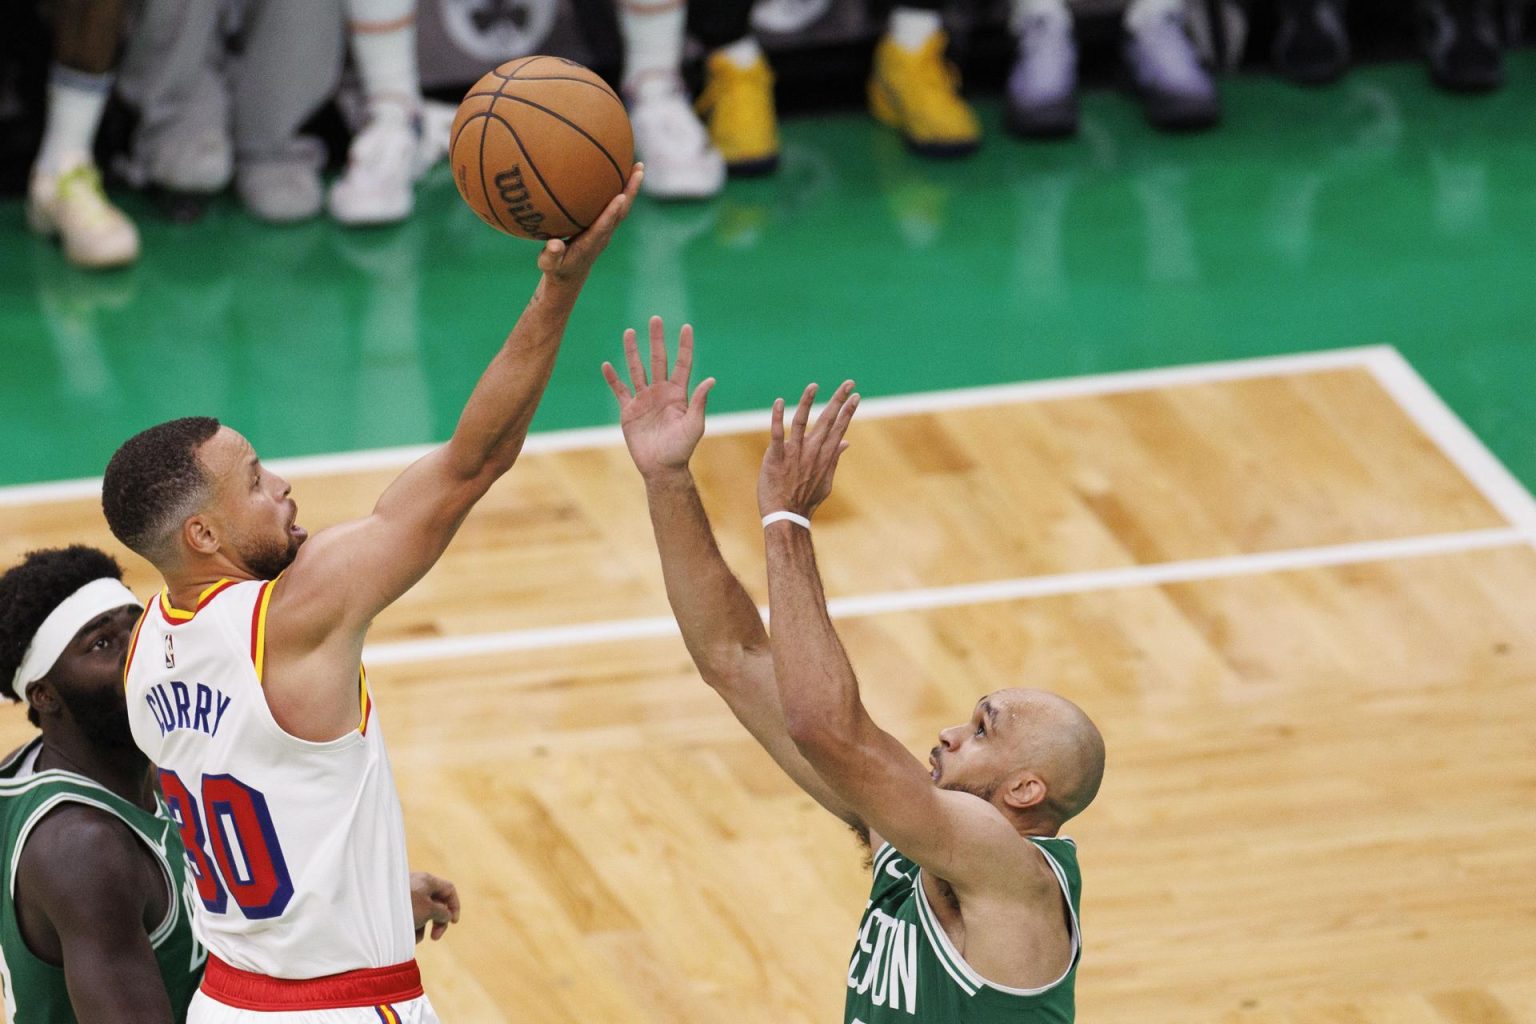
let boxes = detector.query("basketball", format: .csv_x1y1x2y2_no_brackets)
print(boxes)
449,56,633,241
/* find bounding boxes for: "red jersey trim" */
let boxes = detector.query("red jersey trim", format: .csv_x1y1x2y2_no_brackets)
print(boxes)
158,579,238,625
200,956,423,1011
121,606,151,689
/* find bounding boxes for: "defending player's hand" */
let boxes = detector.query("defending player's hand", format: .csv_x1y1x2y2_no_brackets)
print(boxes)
602,316,715,478
758,381,859,519
538,163,644,284
410,871,461,943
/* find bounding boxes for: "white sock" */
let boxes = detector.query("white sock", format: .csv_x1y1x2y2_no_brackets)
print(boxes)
1125,0,1185,32
1012,0,1071,31
35,65,113,175
717,35,763,69
888,7,943,50
620,0,686,102
346,0,421,119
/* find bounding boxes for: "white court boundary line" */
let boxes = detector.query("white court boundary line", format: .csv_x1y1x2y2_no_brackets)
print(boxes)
365,346,1536,666
6,345,1532,666
361,527,1528,666
0,345,1395,507
1359,347,1536,537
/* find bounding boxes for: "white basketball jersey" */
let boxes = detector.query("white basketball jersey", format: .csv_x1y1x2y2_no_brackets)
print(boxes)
124,578,415,978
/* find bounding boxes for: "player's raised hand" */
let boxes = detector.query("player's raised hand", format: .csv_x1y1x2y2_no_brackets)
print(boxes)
758,381,859,519
602,316,715,478
539,163,644,284
410,871,461,943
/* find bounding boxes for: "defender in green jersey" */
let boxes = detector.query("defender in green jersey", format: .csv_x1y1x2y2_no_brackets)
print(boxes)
0,546,205,1023
608,322,1106,1022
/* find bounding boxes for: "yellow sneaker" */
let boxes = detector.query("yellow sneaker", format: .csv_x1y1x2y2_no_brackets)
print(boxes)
867,32,981,157
697,50,780,176
27,161,140,270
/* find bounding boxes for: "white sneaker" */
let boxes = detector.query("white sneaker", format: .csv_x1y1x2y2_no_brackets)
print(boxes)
27,161,140,269
628,82,726,200
419,100,456,168
328,111,429,226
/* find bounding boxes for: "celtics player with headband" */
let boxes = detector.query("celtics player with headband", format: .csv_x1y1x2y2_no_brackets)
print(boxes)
0,546,198,1023
605,319,1106,1022
0,547,461,1023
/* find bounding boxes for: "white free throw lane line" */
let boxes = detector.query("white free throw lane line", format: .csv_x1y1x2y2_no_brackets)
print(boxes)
0,346,1392,507
361,527,1527,666
1362,348,1536,541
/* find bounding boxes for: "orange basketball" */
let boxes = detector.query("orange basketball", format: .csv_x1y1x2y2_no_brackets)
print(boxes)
450,57,633,241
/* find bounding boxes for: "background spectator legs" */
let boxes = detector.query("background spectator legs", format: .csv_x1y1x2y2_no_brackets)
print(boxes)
689,0,780,176
28,0,138,268
231,0,345,223
620,0,725,200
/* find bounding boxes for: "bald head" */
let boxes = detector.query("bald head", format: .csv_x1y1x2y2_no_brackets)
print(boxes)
991,688,1105,827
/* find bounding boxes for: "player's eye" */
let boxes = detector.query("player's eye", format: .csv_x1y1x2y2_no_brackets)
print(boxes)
975,721,986,738
91,636,111,651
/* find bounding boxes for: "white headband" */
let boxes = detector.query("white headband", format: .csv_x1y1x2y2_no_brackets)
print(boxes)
10,578,143,702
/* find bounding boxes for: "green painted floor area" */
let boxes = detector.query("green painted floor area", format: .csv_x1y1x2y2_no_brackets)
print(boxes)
3,54,1535,489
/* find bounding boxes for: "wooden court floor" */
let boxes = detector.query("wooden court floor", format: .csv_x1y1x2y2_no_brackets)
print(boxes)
3,351,1534,1023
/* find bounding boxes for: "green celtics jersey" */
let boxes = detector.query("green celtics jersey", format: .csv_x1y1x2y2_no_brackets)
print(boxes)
0,738,206,1023
845,838,1082,1023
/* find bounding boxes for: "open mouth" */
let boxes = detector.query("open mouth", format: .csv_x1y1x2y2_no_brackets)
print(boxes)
928,754,940,782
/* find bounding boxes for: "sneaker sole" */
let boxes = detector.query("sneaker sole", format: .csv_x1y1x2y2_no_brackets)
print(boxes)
1006,97,1080,140
904,138,981,159
1139,94,1223,133
1428,65,1505,92
726,155,780,177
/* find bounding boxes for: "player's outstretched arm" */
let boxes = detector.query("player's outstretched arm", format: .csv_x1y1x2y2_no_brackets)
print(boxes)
265,169,641,734
603,319,864,830
760,386,1043,891
16,807,177,1024
288,165,642,624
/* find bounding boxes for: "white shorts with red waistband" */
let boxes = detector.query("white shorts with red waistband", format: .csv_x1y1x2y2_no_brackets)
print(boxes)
189,955,441,1023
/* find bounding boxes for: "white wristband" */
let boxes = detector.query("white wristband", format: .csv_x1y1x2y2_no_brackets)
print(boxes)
762,511,811,530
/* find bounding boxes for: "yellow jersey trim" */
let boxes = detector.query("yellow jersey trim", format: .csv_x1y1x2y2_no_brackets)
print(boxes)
251,578,279,681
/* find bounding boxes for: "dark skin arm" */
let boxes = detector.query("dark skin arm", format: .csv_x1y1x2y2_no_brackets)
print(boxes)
15,805,175,1024
51,0,125,74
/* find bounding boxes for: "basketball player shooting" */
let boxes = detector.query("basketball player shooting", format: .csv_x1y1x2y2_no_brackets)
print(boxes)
0,546,460,1023
605,318,1106,1022
99,166,641,1024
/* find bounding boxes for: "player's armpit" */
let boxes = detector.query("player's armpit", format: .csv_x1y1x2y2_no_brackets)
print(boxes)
16,807,177,1024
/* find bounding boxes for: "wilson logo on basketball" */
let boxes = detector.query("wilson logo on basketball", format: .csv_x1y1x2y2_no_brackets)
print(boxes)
494,166,550,240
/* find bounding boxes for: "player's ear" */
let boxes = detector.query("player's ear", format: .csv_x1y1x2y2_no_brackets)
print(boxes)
25,681,61,721
1002,771,1047,812
183,513,219,557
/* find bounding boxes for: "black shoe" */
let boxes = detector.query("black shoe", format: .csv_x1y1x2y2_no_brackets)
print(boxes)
1419,0,1505,93
1273,0,1351,85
